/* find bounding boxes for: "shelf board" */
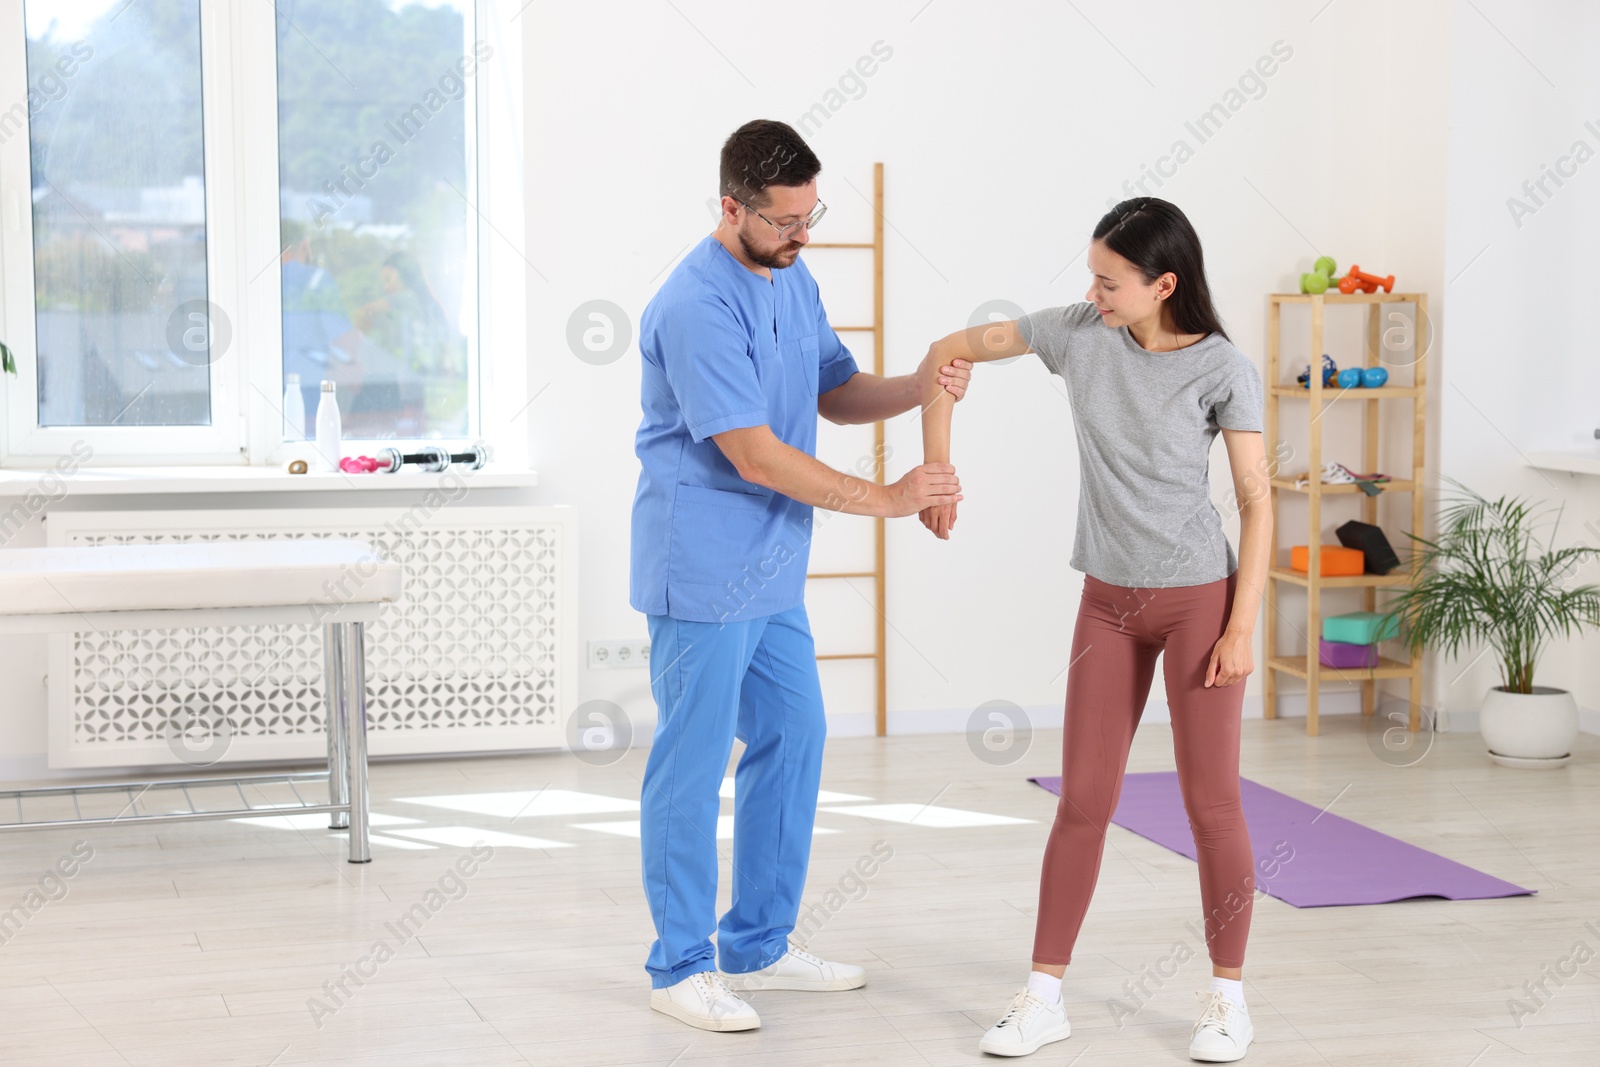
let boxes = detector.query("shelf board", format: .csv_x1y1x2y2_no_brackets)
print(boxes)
1268,654,1416,680
1269,385,1420,400
1268,566,1413,588
1525,451,1600,477
1270,477,1415,495
1268,292,1426,304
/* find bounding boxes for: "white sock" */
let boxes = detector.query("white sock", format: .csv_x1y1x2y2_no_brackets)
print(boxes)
1026,971,1062,1004
1209,976,1246,1010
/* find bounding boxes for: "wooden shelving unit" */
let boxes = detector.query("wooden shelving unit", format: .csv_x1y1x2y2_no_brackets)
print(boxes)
1262,291,1429,736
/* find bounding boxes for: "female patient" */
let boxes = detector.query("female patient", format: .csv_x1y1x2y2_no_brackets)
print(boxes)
918,198,1271,1062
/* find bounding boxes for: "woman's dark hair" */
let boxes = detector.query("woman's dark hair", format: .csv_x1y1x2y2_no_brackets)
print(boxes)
1093,198,1228,341
719,119,821,207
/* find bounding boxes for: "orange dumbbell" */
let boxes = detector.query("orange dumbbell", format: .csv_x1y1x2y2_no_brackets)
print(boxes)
1336,264,1395,295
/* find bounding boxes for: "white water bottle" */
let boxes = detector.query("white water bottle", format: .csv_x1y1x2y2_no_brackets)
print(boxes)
314,379,342,472
282,373,305,442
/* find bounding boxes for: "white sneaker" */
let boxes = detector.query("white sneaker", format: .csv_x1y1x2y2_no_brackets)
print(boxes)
1189,990,1253,1062
650,970,760,1032
977,990,1072,1057
721,938,866,992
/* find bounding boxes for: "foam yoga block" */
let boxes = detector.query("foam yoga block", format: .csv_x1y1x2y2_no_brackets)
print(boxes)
1335,520,1401,575
1323,611,1400,644
1291,545,1365,576
1319,638,1379,668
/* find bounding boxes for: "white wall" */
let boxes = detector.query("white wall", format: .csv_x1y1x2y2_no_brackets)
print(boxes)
531,0,1459,739
1439,0,1600,728
22,2,1586,777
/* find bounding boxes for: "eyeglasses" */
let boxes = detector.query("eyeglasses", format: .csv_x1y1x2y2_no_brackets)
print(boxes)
736,198,826,240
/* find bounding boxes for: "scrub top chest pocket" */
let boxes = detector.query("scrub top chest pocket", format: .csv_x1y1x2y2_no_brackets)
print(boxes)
789,334,820,396
750,333,820,446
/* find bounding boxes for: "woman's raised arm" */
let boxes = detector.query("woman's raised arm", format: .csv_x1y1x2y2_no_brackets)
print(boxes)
916,321,1033,538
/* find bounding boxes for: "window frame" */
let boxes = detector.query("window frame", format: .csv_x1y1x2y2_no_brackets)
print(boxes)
0,0,526,470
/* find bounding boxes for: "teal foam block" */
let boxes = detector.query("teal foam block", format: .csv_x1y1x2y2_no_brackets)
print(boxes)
1322,611,1400,644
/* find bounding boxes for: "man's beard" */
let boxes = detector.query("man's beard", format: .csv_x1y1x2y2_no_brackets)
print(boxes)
738,229,802,270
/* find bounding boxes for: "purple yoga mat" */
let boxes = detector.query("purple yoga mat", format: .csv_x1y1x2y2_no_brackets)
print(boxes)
1029,772,1533,908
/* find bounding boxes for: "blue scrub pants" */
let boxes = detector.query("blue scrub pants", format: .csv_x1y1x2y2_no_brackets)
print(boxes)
640,604,827,988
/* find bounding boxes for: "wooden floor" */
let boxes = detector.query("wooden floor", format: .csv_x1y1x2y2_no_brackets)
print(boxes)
1,714,1596,1066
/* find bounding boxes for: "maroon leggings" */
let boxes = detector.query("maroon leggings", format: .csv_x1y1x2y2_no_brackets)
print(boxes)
1033,573,1253,969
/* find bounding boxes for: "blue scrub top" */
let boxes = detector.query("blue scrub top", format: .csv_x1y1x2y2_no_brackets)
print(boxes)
630,235,860,624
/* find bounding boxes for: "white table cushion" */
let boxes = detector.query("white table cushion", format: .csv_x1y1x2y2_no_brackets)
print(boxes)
0,540,402,616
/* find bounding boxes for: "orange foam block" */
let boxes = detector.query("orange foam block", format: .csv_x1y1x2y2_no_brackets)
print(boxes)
1290,545,1365,576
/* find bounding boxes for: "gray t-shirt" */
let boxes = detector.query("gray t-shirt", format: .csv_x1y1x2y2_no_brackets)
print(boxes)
1017,302,1264,589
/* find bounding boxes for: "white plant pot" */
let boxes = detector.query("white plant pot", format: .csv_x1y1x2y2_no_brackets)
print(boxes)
1479,686,1578,766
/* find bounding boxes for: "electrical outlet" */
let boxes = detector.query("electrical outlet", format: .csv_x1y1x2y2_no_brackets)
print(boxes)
588,639,651,670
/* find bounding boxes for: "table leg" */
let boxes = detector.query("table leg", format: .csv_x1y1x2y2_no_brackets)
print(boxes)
322,622,350,830
341,621,372,863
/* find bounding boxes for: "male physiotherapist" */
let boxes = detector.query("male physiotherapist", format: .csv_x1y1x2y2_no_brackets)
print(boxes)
630,119,971,1032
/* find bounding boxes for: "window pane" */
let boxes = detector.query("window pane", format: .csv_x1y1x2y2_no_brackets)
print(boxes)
26,0,212,427
276,0,477,442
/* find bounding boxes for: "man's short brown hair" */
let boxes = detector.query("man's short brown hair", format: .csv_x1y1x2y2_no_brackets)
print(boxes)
719,120,821,208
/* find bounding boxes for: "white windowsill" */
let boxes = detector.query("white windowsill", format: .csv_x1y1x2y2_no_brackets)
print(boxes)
0,464,539,497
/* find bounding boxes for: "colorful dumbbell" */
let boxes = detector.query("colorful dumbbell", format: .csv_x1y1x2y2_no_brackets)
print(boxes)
1337,264,1395,295
337,444,493,474
1300,256,1338,295
339,455,384,473
1298,353,1338,388
1328,366,1392,389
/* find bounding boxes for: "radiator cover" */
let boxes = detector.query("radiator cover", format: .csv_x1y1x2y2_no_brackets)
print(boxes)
44,505,576,768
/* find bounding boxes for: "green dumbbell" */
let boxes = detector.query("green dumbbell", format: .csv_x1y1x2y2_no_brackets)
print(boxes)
1300,256,1338,295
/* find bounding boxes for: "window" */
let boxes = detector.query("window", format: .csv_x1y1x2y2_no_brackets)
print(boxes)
276,2,482,442
28,1,211,428
0,0,524,466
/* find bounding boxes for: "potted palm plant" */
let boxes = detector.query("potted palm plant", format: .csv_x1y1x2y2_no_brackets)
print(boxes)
1386,481,1600,766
